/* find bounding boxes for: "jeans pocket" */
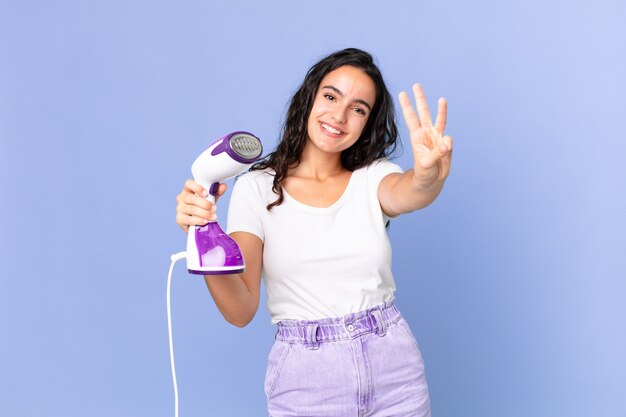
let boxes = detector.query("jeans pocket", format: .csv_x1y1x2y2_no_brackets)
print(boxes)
264,341,292,399
394,318,425,362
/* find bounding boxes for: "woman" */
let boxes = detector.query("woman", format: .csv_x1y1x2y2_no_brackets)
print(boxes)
175,48,452,417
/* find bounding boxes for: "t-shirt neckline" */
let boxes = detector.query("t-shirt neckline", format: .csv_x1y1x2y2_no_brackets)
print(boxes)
281,169,358,212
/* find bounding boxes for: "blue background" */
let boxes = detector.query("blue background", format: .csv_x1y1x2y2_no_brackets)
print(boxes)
1,1,625,416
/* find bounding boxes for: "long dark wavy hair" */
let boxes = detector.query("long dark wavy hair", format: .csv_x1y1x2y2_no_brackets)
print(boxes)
252,48,400,211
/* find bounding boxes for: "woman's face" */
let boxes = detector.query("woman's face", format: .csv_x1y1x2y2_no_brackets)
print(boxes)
306,65,376,156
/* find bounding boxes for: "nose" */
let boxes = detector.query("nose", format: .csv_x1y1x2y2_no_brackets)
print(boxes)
331,106,347,124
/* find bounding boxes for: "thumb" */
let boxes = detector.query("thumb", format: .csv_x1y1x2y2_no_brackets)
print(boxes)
217,183,228,196
214,183,228,205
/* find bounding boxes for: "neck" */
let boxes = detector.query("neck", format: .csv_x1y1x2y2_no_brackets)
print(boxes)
290,141,346,180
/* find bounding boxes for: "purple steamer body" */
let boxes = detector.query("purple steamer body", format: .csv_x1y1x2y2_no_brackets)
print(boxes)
189,222,245,275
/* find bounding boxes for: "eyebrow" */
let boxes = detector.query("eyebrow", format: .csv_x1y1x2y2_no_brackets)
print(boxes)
321,85,373,112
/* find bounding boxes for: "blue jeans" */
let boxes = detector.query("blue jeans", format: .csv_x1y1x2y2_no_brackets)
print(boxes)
265,299,431,416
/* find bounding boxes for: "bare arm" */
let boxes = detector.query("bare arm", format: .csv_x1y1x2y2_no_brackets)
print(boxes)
176,180,263,327
203,231,263,328
378,83,453,217
378,171,445,217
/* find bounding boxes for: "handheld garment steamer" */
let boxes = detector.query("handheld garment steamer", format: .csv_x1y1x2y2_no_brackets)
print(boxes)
186,131,263,274
167,131,263,417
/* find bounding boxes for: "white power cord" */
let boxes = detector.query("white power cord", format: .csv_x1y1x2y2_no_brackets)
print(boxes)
167,251,187,417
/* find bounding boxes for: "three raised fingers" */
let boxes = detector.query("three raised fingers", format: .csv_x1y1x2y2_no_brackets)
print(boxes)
400,84,447,136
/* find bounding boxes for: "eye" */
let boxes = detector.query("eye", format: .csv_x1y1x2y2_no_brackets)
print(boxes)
324,94,336,101
353,107,366,116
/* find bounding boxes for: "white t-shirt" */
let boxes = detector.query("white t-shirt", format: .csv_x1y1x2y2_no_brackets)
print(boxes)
226,158,404,324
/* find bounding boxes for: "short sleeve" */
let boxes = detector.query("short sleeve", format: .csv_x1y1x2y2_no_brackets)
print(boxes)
367,158,403,190
367,158,404,221
226,174,265,242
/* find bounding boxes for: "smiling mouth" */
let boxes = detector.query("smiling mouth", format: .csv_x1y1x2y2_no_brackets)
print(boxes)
320,122,344,136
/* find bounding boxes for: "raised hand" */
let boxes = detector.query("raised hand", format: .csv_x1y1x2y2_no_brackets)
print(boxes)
398,83,453,188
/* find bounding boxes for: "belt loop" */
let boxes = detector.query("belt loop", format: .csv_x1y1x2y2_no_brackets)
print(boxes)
305,323,320,350
371,308,387,337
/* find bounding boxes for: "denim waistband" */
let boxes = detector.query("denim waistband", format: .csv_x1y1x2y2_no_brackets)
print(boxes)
275,299,402,349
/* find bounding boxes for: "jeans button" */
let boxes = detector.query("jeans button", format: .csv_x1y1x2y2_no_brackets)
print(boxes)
347,324,355,332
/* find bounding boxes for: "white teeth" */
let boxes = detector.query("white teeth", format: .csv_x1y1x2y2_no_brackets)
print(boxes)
322,123,342,134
